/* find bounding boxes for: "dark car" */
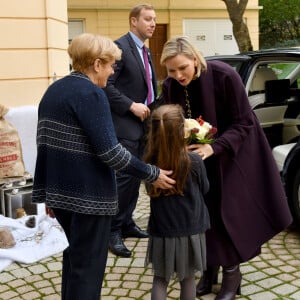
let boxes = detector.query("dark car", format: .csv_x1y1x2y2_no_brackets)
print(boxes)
206,48,300,225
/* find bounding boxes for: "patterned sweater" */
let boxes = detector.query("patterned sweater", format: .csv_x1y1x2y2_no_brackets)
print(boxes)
32,72,159,215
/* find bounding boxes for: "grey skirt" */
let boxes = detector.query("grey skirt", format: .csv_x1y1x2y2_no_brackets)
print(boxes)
144,233,207,282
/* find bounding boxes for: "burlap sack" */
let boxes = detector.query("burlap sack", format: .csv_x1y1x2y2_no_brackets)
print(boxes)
0,104,26,178
0,227,16,249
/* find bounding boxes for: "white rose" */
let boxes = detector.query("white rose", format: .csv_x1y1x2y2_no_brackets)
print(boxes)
184,118,212,140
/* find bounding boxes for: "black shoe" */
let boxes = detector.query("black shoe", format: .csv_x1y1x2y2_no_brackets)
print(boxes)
109,233,131,258
122,225,149,238
196,266,220,296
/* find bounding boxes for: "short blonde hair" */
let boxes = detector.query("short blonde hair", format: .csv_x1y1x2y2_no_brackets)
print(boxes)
160,36,207,78
68,33,122,73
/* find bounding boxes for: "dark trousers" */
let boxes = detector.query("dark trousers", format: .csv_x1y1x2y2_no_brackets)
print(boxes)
53,208,111,300
110,138,143,234
111,171,141,233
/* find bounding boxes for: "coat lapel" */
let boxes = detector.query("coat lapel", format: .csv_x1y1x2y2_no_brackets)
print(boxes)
126,33,146,79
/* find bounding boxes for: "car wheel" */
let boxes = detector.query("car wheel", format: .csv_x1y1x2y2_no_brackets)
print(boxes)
290,169,300,226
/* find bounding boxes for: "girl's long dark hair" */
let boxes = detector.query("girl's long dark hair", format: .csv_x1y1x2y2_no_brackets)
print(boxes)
144,104,191,197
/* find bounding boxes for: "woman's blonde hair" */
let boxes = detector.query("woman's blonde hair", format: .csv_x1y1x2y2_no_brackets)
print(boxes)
68,33,122,73
144,104,191,197
160,36,207,78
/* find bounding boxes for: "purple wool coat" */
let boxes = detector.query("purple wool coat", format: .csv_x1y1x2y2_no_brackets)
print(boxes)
162,60,292,266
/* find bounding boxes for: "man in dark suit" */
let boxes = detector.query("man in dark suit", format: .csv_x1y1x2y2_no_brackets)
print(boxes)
104,4,158,257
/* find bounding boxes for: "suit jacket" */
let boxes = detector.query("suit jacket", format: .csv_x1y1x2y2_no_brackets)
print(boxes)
104,33,157,142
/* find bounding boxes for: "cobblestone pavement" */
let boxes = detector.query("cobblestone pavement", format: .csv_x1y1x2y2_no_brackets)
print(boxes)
1,187,300,300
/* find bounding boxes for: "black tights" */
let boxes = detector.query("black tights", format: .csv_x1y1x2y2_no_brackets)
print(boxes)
151,275,196,300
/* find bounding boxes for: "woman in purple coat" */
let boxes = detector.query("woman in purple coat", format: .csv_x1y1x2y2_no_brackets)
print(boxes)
159,36,292,300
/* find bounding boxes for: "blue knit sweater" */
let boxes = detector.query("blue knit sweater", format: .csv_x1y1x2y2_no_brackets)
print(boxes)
32,72,159,215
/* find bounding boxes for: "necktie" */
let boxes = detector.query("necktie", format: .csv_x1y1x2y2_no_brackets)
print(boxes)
142,46,153,105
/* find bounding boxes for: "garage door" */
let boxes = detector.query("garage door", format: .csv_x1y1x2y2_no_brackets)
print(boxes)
183,19,239,56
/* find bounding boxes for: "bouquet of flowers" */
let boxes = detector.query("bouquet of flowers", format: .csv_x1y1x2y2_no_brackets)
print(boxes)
184,116,217,144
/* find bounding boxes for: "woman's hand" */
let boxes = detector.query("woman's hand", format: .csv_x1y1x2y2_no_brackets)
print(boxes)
187,143,214,160
152,169,176,189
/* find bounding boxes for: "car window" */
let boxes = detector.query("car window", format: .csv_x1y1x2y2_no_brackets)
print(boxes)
269,63,300,87
247,61,300,110
247,62,300,91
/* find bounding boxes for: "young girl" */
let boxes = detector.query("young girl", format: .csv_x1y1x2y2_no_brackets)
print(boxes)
144,104,210,300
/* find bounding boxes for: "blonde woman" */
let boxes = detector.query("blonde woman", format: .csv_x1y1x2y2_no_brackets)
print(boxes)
159,36,292,300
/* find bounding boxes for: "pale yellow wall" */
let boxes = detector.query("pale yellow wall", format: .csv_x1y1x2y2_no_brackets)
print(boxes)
67,0,169,9
68,0,258,10
0,0,69,107
68,0,260,49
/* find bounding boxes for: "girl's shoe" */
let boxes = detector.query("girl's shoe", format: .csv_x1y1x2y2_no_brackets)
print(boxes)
196,266,220,296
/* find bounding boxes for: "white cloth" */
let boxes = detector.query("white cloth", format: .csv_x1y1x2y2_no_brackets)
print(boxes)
0,213,68,272
1,107,68,272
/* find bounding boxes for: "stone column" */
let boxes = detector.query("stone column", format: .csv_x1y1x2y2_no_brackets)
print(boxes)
0,0,69,106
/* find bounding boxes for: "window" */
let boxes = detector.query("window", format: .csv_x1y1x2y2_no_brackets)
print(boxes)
68,20,84,43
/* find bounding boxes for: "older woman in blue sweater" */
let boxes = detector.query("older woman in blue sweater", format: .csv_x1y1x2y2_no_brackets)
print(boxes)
32,33,175,300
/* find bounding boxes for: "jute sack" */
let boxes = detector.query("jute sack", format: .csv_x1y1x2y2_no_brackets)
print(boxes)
0,228,16,249
0,104,26,178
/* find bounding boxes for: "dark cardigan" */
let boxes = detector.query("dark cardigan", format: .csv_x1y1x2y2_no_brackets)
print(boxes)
32,73,159,216
162,60,292,264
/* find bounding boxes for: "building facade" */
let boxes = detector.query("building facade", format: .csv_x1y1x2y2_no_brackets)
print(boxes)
68,0,260,81
0,0,69,107
1,0,260,107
